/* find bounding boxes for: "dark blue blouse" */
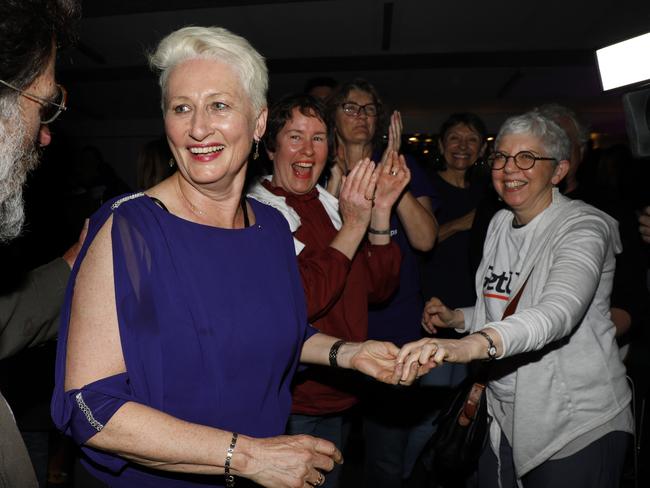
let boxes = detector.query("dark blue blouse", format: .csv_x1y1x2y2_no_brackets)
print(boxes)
52,194,311,487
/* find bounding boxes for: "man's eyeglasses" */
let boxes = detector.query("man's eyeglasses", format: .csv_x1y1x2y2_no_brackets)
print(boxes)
340,102,379,118
487,151,557,170
0,79,67,124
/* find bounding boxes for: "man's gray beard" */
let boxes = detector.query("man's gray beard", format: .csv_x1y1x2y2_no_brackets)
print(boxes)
0,96,41,243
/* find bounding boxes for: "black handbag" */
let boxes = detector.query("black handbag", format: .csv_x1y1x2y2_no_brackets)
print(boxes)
406,369,489,488
431,374,488,471
407,272,532,487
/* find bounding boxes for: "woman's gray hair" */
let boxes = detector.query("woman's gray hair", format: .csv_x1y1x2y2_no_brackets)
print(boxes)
495,111,571,163
149,26,268,114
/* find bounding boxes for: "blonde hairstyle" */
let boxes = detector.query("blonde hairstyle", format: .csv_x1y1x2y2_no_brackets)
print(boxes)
148,26,268,114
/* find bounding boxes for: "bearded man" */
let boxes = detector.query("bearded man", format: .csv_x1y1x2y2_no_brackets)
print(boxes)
0,1,81,486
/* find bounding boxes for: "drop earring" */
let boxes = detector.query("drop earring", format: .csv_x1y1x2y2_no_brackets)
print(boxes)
253,139,259,160
169,157,176,168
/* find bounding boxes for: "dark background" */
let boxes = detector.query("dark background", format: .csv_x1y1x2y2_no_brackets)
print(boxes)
51,0,650,189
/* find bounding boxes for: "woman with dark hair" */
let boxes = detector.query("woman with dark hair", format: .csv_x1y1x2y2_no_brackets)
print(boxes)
325,79,438,487
421,112,489,312
248,93,409,487
409,113,491,484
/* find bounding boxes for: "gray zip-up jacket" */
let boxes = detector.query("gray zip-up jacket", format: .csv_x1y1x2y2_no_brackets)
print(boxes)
460,189,632,477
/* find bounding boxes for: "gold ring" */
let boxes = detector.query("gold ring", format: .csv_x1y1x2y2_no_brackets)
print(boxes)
390,170,397,176
364,195,375,201
315,472,325,486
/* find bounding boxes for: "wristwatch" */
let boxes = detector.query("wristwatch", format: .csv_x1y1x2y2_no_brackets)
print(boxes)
474,330,497,360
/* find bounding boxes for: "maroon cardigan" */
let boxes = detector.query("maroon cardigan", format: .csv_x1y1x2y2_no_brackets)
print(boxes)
264,181,401,415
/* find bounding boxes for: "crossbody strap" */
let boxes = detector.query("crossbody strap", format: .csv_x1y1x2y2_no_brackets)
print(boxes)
501,268,533,320
474,268,534,382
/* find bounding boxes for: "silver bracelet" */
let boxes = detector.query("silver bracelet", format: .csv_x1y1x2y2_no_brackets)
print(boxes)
224,432,238,487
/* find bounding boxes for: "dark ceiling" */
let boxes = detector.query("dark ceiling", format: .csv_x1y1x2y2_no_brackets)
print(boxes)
54,0,650,185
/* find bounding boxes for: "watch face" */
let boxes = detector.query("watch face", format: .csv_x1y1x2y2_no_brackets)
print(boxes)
488,346,497,358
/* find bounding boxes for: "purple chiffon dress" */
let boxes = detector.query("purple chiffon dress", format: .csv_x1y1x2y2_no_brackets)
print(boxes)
51,193,311,487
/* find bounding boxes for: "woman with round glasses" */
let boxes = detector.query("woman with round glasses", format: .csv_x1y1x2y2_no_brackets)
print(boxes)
407,111,632,487
325,79,438,486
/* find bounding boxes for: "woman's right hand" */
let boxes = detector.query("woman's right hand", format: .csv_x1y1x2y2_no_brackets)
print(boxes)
421,297,462,334
238,434,342,487
338,158,377,229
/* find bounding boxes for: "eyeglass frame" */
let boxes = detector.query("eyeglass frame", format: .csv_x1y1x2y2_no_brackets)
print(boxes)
0,79,67,124
487,150,557,170
339,102,380,118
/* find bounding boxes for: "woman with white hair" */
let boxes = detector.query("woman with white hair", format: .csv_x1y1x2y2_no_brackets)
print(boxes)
404,111,633,486
51,26,421,488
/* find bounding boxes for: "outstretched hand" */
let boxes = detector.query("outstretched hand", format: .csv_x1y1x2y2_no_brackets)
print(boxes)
350,340,419,386
396,338,475,377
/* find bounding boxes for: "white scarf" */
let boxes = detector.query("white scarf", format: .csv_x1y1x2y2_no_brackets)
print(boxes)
247,176,342,255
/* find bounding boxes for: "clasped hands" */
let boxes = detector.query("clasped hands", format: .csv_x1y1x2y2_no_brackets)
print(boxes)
337,150,410,227
348,337,444,387
356,297,477,386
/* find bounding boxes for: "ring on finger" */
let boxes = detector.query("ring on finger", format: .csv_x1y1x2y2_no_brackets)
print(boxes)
364,195,375,201
314,472,325,486
390,170,398,176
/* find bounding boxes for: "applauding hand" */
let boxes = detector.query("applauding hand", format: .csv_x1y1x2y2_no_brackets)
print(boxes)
373,150,410,211
338,158,377,229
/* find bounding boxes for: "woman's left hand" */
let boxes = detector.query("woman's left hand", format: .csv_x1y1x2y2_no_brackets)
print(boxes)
376,110,402,172
373,151,411,211
396,337,476,377
348,340,419,385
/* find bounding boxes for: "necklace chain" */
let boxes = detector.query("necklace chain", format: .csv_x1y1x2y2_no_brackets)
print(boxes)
175,175,249,227
176,178,205,217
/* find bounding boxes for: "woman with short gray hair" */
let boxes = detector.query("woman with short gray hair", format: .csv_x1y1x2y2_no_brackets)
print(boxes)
406,111,632,486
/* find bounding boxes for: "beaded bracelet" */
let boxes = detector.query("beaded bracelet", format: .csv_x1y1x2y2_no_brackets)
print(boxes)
224,432,238,487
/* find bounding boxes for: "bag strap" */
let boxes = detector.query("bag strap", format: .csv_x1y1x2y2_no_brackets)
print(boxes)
459,382,486,426
501,268,533,320
474,267,534,382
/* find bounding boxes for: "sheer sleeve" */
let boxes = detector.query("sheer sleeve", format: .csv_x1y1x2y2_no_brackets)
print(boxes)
52,195,151,473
